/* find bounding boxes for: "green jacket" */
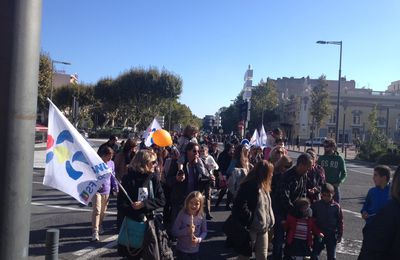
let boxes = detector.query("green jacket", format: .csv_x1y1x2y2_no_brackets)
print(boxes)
317,153,347,185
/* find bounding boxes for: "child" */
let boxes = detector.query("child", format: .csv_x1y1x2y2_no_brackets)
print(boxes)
311,183,343,260
172,191,207,260
284,198,323,259
361,165,391,225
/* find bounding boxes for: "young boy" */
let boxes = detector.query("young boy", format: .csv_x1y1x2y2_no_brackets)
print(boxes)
311,183,343,260
360,165,391,225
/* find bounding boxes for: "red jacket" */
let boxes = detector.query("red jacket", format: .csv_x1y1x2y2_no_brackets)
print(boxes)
284,214,323,248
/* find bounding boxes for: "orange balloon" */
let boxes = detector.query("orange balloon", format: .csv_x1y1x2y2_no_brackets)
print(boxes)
152,129,173,147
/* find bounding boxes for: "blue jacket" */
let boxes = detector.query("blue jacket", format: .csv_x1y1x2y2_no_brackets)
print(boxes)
361,184,391,224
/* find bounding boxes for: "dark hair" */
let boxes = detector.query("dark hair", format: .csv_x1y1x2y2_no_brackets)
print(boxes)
123,138,137,154
392,167,400,201
324,138,336,148
183,125,199,138
98,146,113,157
224,143,233,152
296,153,312,166
374,165,391,182
293,198,311,218
321,183,335,194
185,141,199,153
109,135,117,141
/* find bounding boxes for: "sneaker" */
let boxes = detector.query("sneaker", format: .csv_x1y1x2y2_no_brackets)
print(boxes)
91,232,99,242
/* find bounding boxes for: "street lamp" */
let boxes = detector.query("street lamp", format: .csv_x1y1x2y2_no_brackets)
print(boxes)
316,40,342,145
50,60,71,100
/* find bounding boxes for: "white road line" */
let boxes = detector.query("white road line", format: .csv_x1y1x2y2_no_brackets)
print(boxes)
336,238,362,256
31,202,117,215
32,181,43,184
75,235,118,259
342,208,361,218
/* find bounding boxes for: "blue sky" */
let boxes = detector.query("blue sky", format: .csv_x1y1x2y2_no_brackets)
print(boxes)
41,1,400,118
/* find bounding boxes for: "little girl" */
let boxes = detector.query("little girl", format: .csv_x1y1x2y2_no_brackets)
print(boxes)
283,198,323,259
172,191,208,260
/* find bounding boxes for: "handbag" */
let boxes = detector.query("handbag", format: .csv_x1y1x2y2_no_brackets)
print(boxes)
118,217,147,250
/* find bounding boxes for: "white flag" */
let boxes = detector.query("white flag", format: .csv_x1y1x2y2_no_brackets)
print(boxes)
259,125,268,148
249,129,260,147
43,100,112,205
142,118,162,147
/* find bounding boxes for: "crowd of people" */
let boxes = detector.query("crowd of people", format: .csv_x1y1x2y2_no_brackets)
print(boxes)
90,125,400,260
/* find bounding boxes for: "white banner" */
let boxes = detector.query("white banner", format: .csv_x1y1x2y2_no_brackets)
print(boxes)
259,125,268,148
43,99,111,205
142,118,162,147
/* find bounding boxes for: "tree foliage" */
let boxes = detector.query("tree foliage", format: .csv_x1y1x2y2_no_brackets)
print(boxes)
310,75,331,129
357,105,393,161
248,80,279,130
38,53,52,112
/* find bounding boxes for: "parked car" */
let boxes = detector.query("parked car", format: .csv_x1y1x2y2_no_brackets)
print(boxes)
305,137,327,146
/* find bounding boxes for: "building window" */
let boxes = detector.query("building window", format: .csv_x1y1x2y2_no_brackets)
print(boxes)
377,117,386,128
353,115,360,125
329,112,336,124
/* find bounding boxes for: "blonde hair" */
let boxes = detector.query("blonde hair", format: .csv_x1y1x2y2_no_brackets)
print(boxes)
130,149,157,173
183,191,205,217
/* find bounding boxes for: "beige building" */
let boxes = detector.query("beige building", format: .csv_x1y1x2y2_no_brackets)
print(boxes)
269,77,400,144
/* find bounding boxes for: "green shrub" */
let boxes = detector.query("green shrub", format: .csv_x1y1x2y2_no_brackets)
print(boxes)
377,153,400,165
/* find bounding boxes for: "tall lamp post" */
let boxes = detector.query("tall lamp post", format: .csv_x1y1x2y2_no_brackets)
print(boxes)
50,60,71,100
316,40,342,145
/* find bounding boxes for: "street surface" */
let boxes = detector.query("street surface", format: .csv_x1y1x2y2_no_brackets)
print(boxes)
29,150,375,259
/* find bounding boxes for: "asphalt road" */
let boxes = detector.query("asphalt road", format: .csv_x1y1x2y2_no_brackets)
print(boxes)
29,151,376,259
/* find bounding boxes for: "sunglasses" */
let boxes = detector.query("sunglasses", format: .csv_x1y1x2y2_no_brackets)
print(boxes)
192,149,200,154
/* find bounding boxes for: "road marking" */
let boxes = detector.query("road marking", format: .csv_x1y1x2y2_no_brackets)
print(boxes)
336,238,362,256
342,208,361,218
32,181,43,184
31,202,117,215
75,235,118,259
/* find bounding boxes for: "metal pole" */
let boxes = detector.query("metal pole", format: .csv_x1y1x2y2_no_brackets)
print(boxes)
0,0,42,259
335,42,342,145
45,229,59,260
50,61,54,100
342,110,346,152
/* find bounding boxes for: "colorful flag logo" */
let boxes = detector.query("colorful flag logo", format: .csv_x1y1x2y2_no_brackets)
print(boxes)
43,99,112,205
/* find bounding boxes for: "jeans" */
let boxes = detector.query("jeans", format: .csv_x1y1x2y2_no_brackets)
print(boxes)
311,232,337,260
333,185,340,203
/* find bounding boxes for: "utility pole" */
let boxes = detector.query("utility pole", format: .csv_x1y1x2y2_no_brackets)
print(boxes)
0,1,42,259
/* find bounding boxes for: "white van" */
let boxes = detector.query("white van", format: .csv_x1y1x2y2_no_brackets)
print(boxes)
305,137,327,146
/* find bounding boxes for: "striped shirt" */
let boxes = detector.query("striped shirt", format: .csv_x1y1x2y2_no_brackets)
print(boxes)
294,218,308,240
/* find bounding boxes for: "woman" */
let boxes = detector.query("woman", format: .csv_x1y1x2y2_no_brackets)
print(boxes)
114,138,137,181
117,149,166,259
91,146,118,241
215,143,235,209
358,166,400,260
177,124,199,155
305,148,326,203
230,160,275,259
169,142,214,225
271,155,293,260
200,145,219,220
228,144,252,200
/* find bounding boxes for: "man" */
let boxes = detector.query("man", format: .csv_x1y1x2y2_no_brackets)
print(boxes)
272,153,312,260
98,135,119,156
317,138,347,203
